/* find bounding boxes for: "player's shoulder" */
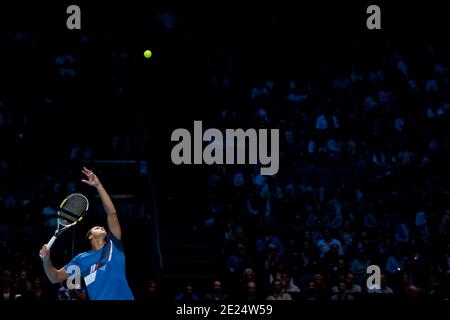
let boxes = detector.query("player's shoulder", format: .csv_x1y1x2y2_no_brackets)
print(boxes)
74,250,94,260
107,232,124,251
64,251,91,270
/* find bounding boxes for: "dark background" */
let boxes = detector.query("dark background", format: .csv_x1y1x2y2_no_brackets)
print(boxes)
0,0,449,305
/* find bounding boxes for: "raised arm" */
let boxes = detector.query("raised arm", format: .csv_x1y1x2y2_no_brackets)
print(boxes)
82,167,122,240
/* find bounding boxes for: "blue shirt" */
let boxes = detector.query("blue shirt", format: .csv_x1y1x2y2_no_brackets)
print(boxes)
64,233,134,300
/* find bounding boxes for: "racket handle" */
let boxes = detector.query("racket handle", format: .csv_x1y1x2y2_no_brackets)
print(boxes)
46,236,58,250
39,235,57,259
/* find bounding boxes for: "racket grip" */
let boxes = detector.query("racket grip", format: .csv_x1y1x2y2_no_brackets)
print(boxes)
46,236,58,250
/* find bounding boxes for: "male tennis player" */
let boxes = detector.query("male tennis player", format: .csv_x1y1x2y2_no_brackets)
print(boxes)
39,167,134,300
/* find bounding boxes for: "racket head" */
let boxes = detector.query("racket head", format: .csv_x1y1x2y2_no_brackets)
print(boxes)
57,193,89,227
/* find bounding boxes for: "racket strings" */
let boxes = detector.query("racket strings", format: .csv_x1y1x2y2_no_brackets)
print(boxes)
58,216,73,226
58,194,88,226
63,196,88,217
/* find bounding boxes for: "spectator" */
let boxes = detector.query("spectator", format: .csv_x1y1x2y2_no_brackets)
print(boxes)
303,281,319,301
1,282,18,301
175,283,200,302
330,281,355,301
349,249,371,286
256,233,285,257
280,272,301,294
330,258,347,286
142,280,162,301
241,281,259,301
266,280,292,300
386,247,408,275
331,273,362,296
316,229,344,259
204,280,228,301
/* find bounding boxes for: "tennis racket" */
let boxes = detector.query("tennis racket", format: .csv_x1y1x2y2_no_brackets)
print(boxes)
40,193,89,255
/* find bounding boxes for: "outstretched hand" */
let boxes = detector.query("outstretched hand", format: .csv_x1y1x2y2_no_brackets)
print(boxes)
82,167,101,188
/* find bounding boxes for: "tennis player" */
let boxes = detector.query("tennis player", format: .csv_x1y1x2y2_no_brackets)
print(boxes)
39,167,134,300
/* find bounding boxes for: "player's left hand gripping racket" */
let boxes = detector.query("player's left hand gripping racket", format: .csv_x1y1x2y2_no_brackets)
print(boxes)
40,193,89,256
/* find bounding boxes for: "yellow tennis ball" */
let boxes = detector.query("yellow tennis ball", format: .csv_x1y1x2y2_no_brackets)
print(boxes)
144,50,152,59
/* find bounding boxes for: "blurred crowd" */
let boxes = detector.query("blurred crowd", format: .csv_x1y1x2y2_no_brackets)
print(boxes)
189,41,450,301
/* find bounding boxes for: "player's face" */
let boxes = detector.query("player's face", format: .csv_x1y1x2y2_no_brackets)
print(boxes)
89,226,107,240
